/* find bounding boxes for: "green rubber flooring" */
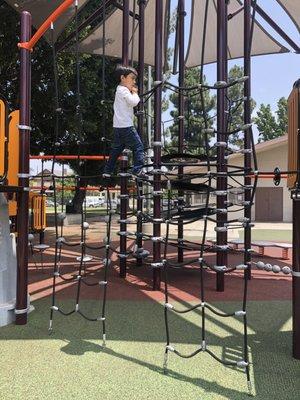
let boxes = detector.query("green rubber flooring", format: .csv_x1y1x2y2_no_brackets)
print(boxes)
0,299,299,400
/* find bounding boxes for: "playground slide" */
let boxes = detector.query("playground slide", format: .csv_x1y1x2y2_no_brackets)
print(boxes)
0,193,17,326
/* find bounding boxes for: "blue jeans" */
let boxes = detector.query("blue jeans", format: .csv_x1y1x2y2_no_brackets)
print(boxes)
104,127,144,174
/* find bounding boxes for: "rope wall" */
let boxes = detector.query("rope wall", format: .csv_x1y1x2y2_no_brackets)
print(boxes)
9,0,300,394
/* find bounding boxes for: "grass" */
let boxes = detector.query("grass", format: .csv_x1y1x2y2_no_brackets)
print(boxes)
46,207,110,215
0,299,299,399
238,229,292,242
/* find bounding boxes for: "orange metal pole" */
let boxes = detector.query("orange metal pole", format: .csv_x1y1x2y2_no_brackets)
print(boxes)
18,0,74,51
30,155,110,160
30,185,135,192
248,174,288,179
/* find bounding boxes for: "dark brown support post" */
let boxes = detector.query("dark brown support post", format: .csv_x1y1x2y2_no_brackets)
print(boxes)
177,0,185,263
152,0,163,290
244,0,252,280
216,0,228,292
136,0,146,267
292,81,300,359
122,0,129,66
119,0,129,277
16,11,32,325
292,196,300,359
119,151,129,277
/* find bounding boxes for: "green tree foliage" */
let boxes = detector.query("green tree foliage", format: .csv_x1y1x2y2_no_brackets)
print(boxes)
168,67,216,152
226,65,256,147
276,97,288,135
254,97,288,142
0,1,122,211
167,65,257,151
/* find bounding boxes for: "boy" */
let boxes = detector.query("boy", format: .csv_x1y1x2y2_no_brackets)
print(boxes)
103,65,144,178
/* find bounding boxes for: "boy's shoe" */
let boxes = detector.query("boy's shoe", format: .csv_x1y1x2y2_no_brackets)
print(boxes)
102,173,111,178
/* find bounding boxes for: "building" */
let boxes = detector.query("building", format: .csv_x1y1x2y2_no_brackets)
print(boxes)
191,135,292,222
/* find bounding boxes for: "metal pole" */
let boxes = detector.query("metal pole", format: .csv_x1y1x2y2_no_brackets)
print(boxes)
146,65,152,213
292,197,300,359
16,11,32,325
122,0,130,66
136,0,146,267
177,0,185,263
119,0,130,277
119,152,129,277
152,0,163,290
216,0,228,292
292,81,300,359
244,0,252,280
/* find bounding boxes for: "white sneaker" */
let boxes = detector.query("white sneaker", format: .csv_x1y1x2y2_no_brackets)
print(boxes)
102,173,111,178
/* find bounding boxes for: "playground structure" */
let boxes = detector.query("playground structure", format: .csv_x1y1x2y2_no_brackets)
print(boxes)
0,0,300,394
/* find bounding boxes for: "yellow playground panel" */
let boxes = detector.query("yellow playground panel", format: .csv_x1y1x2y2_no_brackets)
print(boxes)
0,99,19,216
0,98,7,177
30,193,47,231
8,110,20,216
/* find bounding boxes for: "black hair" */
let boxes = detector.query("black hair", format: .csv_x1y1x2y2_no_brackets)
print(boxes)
115,65,138,81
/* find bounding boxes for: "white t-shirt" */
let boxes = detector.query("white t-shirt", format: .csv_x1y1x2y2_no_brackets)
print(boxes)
113,85,140,128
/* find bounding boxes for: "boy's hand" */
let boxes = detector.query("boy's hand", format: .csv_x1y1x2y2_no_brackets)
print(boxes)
131,86,138,94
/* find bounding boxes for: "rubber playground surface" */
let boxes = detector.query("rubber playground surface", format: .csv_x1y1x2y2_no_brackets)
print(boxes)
0,227,299,400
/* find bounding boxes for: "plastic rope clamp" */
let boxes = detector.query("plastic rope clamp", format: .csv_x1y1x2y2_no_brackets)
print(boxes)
166,345,175,352
236,264,248,270
214,190,228,196
235,310,246,317
151,262,164,268
236,360,248,368
18,125,32,131
151,236,164,242
118,253,128,259
214,226,228,232
214,265,227,272
18,173,30,178
215,141,227,147
51,306,59,311
15,307,28,315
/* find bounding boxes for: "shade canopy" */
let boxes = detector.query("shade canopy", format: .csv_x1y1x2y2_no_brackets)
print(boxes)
276,0,300,33
5,0,89,42
185,0,289,67
5,0,292,66
76,0,169,66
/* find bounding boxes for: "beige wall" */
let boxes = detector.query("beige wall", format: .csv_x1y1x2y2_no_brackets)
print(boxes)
234,142,291,222
191,141,292,222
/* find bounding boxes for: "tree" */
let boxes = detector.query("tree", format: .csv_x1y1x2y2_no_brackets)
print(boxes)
168,67,216,153
226,65,256,147
0,1,120,212
254,97,288,142
167,65,258,152
276,97,288,135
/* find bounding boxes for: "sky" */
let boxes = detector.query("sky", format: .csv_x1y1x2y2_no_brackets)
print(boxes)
31,0,300,173
167,0,300,117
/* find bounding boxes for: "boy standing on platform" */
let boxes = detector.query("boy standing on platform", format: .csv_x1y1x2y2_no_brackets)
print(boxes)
103,65,144,177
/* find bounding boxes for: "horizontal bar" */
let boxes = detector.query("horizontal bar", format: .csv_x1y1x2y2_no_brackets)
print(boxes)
18,0,74,50
30,155,110,160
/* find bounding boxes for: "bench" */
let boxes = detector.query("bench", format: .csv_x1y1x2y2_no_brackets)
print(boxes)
227,239,292,260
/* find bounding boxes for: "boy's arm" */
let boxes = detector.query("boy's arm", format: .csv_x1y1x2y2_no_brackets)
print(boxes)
120,86,140,107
